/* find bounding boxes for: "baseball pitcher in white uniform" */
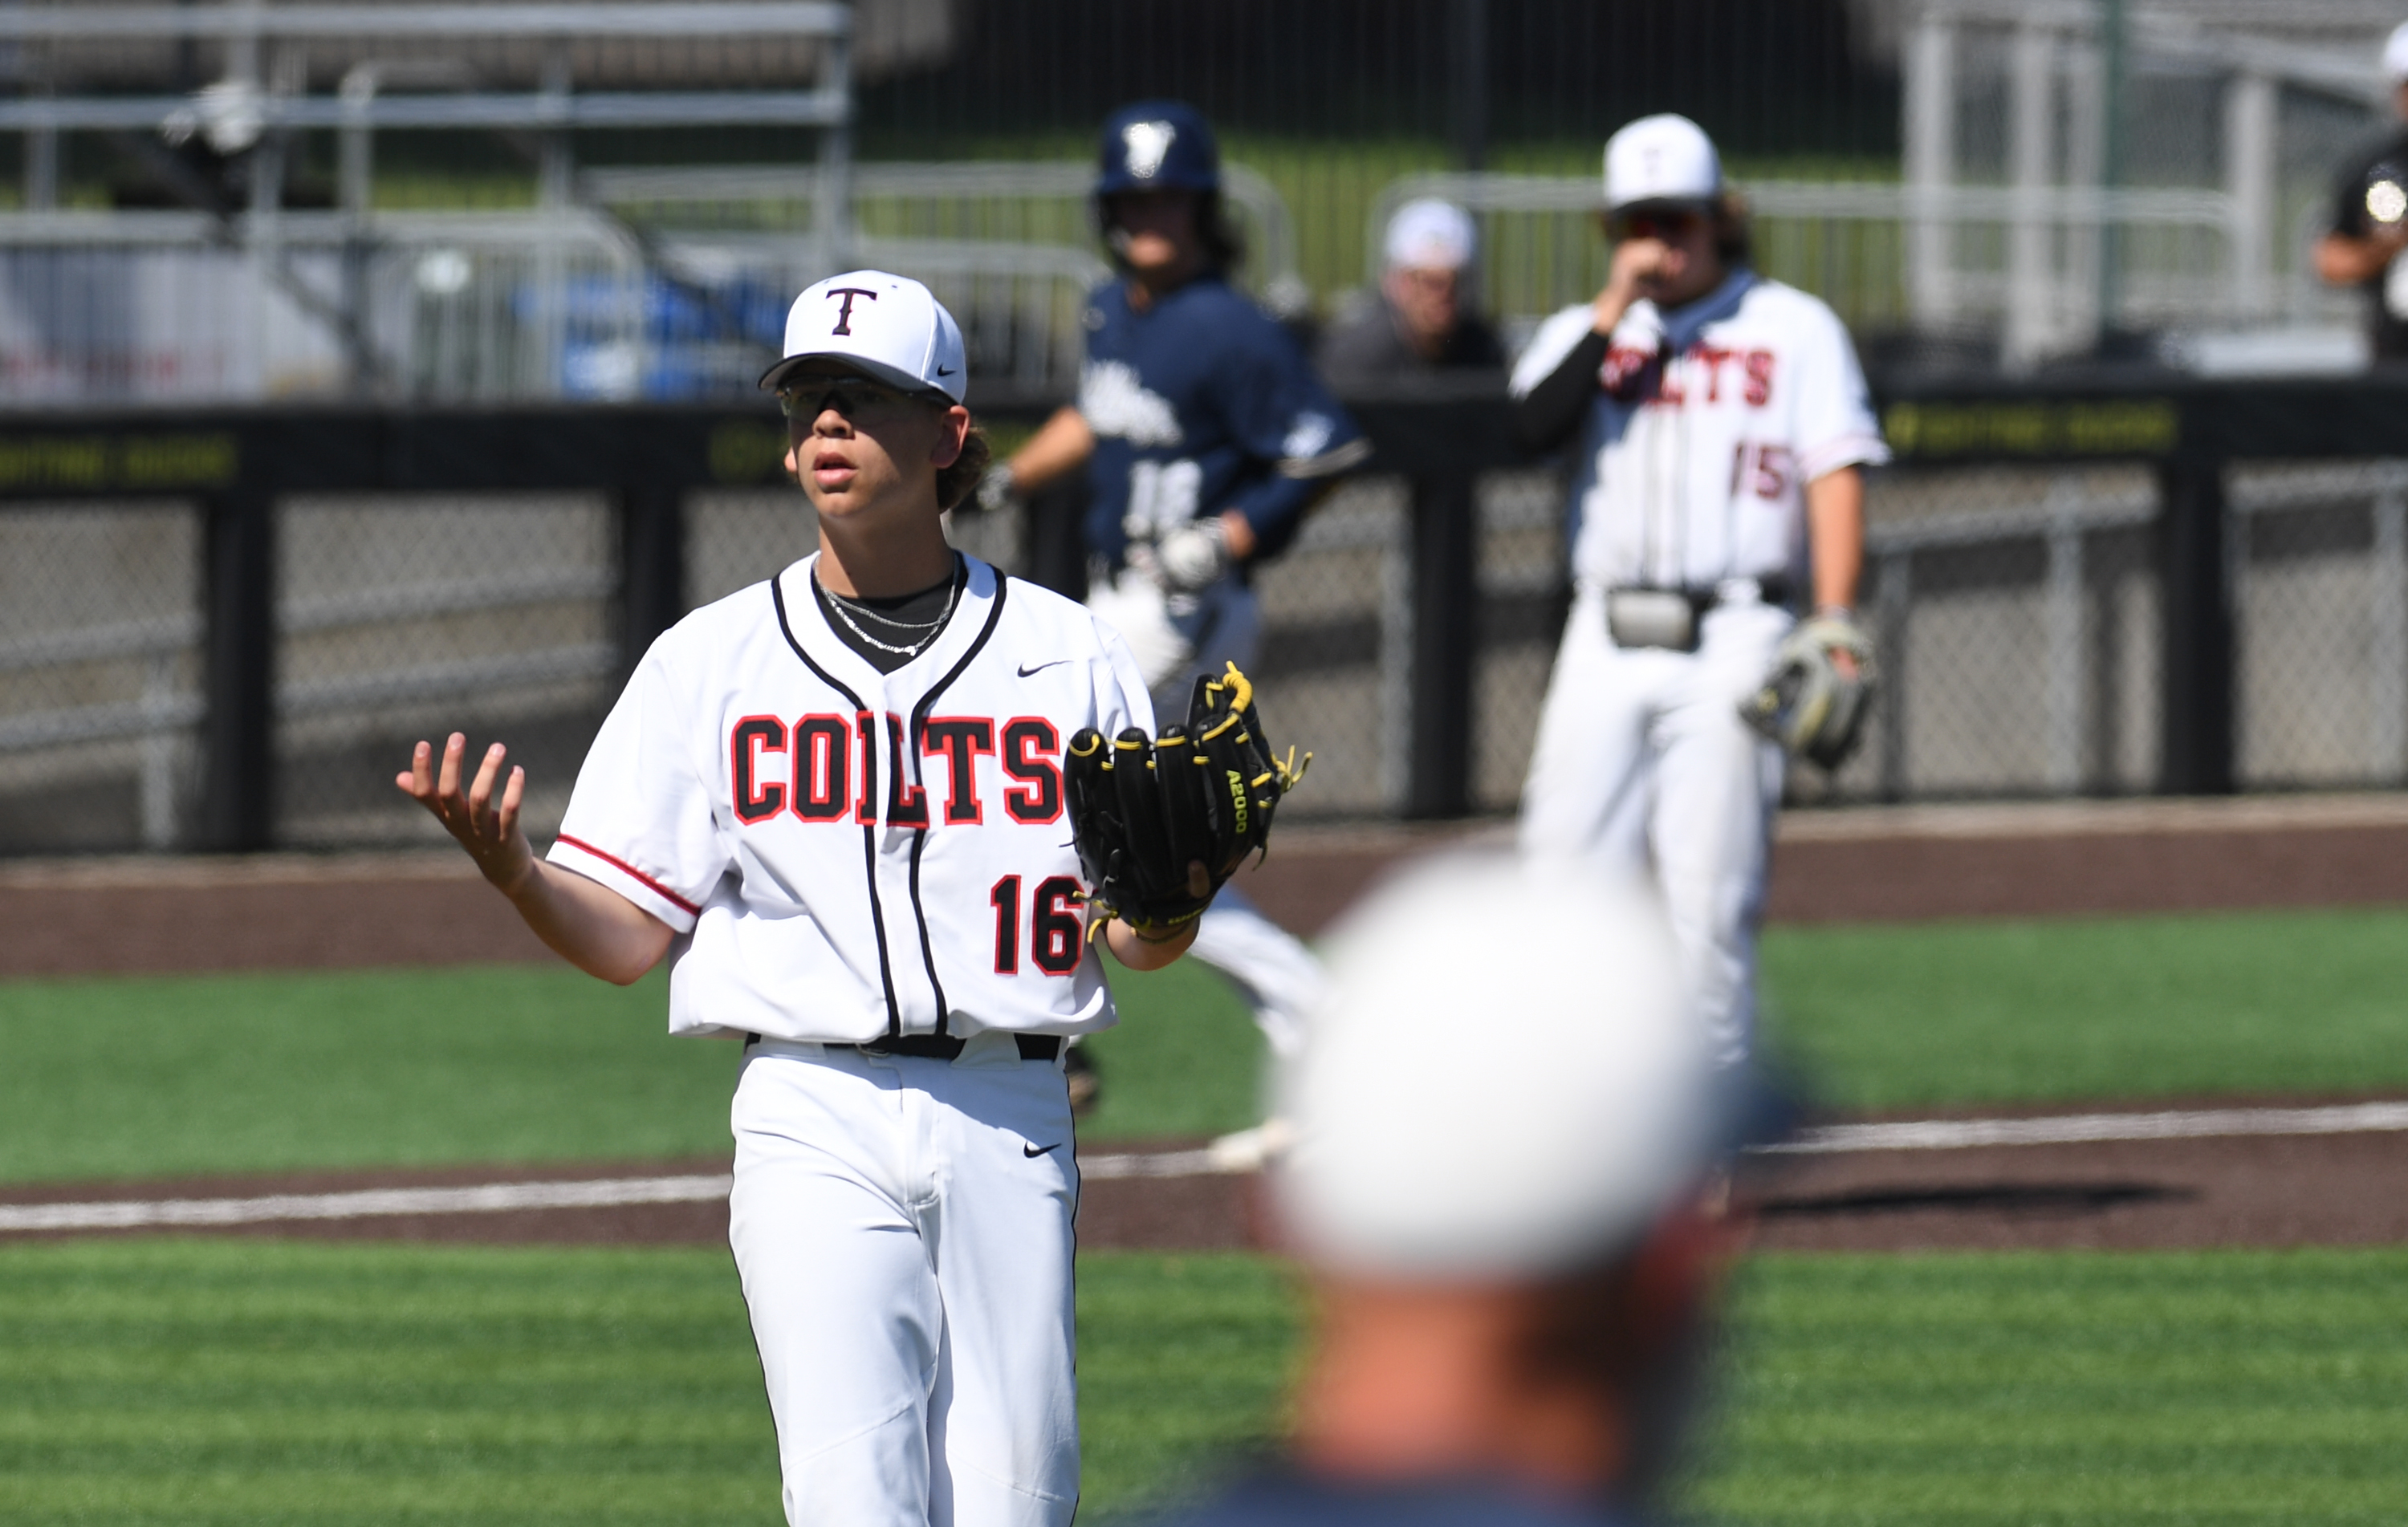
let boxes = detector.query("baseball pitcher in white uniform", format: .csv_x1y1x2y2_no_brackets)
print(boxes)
1511,115,1889,1067
398,272,1202,1526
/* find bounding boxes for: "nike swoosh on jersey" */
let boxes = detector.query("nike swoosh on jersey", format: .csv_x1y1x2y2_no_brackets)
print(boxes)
1023,1142,1061,1158
1017,660,1069,677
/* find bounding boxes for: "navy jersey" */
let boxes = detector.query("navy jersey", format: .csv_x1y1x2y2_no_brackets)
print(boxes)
1079,274,1370,567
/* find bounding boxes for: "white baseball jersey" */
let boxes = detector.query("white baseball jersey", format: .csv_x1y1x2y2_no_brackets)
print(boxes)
1510,269,1888,591
548,552,1154,1046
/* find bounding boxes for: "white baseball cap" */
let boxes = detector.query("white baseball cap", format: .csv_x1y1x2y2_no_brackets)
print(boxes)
1384,197,1478,272
759,270,968,404
1274,852,1719,1281
2385,21,2408,82
1605,113,1722,212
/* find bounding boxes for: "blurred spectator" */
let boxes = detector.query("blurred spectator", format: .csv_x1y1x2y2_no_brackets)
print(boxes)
2314,22,2408,361
1316,198,1507,383
1154,853,1739,1527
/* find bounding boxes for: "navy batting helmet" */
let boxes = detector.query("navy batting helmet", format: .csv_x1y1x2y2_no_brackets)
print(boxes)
1096,100,1220,197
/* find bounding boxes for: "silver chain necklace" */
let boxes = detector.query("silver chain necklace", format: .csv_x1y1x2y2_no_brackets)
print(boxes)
820,563,961,659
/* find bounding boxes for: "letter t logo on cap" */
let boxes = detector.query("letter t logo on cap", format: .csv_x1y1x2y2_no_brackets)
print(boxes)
826,287,878,336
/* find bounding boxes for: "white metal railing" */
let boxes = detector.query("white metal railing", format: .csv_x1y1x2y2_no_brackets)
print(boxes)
0,159,1303,403
0,559,620,848
0,2,850,133
587,160,1305,314
1862,475,2158,798
1365,173,2278,358
1900,2,2386,367
2,2,857,400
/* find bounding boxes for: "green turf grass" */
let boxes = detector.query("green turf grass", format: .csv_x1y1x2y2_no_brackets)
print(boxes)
7,1241,2403,1525
12,904,2408,1186
0,1241,1296,1525
0,956,1263,1184
1079,957,1267,1142
0,966,732,1185
1694,1249,2408,1524
1755,906,2408,1112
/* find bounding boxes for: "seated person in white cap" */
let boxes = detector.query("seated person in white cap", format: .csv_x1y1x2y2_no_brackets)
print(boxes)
1153,852,1741,1526
2315,21,2408,363
1316,197,1507,383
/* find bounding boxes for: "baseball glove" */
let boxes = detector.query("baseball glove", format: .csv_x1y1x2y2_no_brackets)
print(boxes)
1066,662,1308,940
1740,614,1877,770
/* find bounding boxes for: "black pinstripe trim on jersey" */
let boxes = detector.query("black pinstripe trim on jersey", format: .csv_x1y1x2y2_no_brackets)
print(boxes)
904,571,1009,1038
771,571,904,1039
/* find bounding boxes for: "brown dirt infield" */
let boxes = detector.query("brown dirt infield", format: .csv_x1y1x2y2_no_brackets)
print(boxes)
13,795,2408,978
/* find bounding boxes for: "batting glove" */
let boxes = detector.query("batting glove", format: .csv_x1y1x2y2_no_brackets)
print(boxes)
1153,518,1231,593
975,464,1020,516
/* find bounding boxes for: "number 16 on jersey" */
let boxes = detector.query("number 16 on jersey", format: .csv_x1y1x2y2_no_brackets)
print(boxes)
991,875,1084,976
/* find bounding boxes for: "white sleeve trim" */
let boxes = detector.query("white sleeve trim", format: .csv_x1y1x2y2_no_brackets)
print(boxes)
547,835,703,935
1277,436,1375,480
1797,433,1892,483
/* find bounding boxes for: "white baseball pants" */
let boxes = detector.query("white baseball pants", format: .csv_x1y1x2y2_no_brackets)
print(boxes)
728,1035,1080,1527
1518,589,1790,1067
1087,564,1324,1059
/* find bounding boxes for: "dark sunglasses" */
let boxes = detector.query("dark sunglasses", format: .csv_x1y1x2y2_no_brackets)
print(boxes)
1609,208,1706,242
776,376,920,418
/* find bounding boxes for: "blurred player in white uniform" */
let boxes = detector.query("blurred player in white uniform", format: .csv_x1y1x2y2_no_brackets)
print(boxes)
1511,116,1887,1066
397,272,1199,1526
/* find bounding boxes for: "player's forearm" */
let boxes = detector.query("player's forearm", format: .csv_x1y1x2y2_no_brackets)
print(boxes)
1105,916,1198,972
2314,232,2402,286
1004,406,1096,496
502,860,677,985
1512,329,1609,454
1224,477,1319,562
1805,467,1865,612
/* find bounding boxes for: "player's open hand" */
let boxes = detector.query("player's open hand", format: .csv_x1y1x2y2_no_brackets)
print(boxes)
397,733,535,895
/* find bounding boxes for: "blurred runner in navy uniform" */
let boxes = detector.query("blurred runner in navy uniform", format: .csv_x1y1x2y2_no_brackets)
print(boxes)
2315,22,2408,363
986,100,1369,1101
1149,854,1747,1527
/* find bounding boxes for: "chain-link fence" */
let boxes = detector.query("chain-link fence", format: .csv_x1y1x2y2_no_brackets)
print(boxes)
2231,461,2408,790
270,493,619,848
0,500,202,853
15,449,2408,853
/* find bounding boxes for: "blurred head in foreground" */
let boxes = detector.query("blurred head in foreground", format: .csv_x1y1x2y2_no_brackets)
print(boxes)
1170,854,1736,1525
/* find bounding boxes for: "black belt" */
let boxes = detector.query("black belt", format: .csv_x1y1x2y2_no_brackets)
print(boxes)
743,1031,1061,1062
1617,575,1793,608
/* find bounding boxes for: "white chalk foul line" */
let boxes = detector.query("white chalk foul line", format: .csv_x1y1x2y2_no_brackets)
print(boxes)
8,1104,2408,1233
1761,1101,2408,1155
0,1174,734,1234
1079,1148,1219,1180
